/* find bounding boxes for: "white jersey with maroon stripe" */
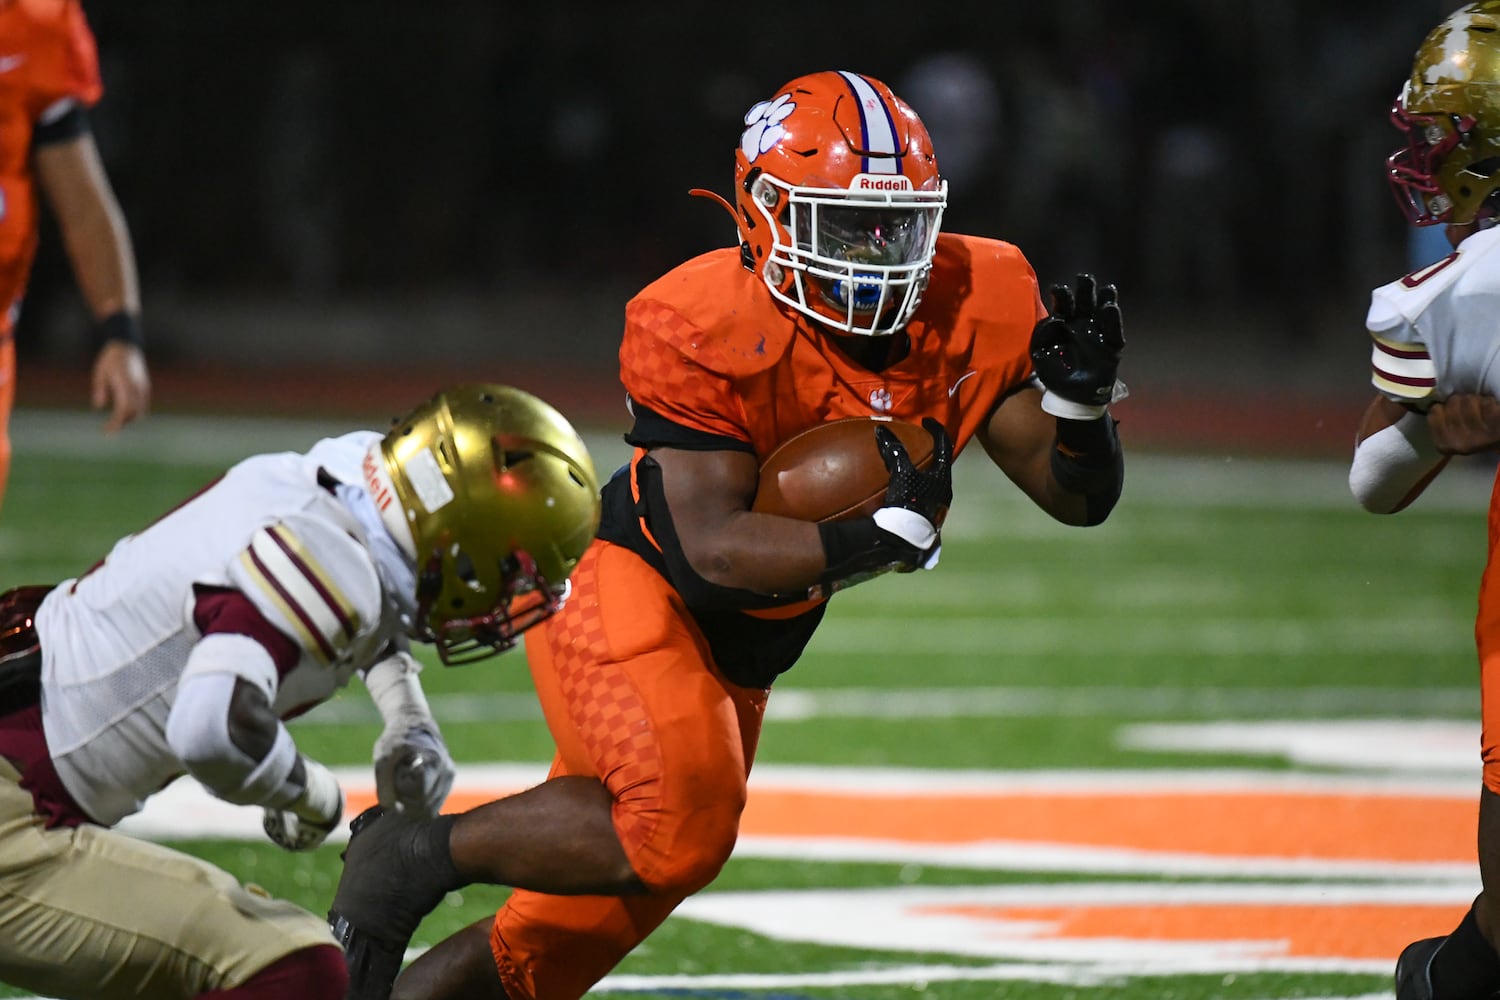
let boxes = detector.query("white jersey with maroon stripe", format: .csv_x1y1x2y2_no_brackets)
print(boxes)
35,431,403,826
1366,225,1500,406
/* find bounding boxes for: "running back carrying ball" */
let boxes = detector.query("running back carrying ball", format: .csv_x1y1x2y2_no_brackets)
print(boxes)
752,417,940,523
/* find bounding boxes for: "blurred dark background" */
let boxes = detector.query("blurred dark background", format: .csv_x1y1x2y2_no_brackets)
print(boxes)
13,0,1470,449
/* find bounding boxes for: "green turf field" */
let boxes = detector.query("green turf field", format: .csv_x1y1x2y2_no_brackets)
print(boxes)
0,410,1489,999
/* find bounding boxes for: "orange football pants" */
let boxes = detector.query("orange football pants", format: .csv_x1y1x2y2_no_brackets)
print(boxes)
491,539,769,1000
1480,467,1500,793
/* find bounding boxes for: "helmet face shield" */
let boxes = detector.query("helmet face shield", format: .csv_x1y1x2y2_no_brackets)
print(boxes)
802,204,938,269
792,197,942,320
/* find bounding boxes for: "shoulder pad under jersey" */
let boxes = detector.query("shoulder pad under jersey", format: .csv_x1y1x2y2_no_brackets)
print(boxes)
226,511,382,665
934,234,1045,320
624,249,796,381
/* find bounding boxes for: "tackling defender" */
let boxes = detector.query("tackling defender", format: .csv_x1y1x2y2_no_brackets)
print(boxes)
1348,4,1500,997
0,384,599,1000
329,70,1127,1000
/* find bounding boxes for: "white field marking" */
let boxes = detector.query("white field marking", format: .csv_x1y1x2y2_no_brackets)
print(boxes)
299,684,1477,727
760,685,1475,721
1119,719,1481,774
11,409,1491,513
116,763,1480,881
8,410,637,478
671,881,1476,974
727,836,1476,881
10,972,1396,1000
806,614,1470,656
840,565,1469,616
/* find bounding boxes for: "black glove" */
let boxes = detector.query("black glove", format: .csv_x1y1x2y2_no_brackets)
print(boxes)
328,806,463,1000
874,416,952,532
1030,273,1125,413
817,418,953,593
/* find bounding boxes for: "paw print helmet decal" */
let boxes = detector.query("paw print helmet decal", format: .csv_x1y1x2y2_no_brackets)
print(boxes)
729,71,947,337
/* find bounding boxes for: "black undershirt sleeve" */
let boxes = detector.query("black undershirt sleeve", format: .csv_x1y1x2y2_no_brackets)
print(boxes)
32,103,90,148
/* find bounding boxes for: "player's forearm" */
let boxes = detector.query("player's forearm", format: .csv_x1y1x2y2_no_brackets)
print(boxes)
1349,409,1447,513
58,194,138,322
683,510,829,595
35,135,140,322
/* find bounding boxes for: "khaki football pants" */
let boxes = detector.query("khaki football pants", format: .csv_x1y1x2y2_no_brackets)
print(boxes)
0,757,338,999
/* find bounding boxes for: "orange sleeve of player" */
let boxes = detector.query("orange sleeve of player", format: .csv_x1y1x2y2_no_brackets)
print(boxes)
619,297,752,442
20,0,103,124
55,0,103,110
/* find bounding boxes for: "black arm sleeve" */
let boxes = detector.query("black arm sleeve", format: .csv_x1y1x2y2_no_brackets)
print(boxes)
1051,415,1124,525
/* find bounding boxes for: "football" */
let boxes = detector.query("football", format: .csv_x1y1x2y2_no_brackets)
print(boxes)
752,417,936,523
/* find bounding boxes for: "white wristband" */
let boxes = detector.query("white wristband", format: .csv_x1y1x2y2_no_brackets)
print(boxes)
1039,380,1128,420
363,651,433,729
232,725,300,808
292,757,343,825
873,506,937,550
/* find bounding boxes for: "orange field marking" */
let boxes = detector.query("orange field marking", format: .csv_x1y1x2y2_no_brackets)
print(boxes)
739,789,1473,862
922,902,1466,960
346,783,1474,863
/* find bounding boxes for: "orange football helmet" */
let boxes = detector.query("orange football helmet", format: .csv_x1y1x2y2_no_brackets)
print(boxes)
730,70,947,336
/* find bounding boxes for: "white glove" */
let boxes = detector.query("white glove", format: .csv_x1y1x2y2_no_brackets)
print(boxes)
373,723,455,817
263,757,343,851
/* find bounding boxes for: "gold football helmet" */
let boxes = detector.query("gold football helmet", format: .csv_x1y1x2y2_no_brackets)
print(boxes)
374,384,600,664
1390,1,1500,225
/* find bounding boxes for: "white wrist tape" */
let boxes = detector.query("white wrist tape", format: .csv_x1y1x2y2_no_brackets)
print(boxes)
364,651,434,729
291,757,342,824
1349,411,1444,514
234,726,301,808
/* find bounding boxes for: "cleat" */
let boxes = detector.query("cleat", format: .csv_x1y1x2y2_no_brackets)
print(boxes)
328,908,406,1000
329,806,408,1000
328,805,461,1000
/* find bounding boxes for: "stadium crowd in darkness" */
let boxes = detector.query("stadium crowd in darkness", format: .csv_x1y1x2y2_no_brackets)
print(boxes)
17,0,1462,366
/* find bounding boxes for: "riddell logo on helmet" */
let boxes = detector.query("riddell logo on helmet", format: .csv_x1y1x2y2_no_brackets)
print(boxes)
362,448,396,514
851,174,913,192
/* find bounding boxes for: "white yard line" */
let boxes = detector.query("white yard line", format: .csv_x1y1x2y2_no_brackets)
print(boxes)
12,408,1492,512
296,684,1478,727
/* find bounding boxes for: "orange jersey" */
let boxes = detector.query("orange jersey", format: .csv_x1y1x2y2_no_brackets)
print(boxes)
0,0,101,334
618,232,1047,461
